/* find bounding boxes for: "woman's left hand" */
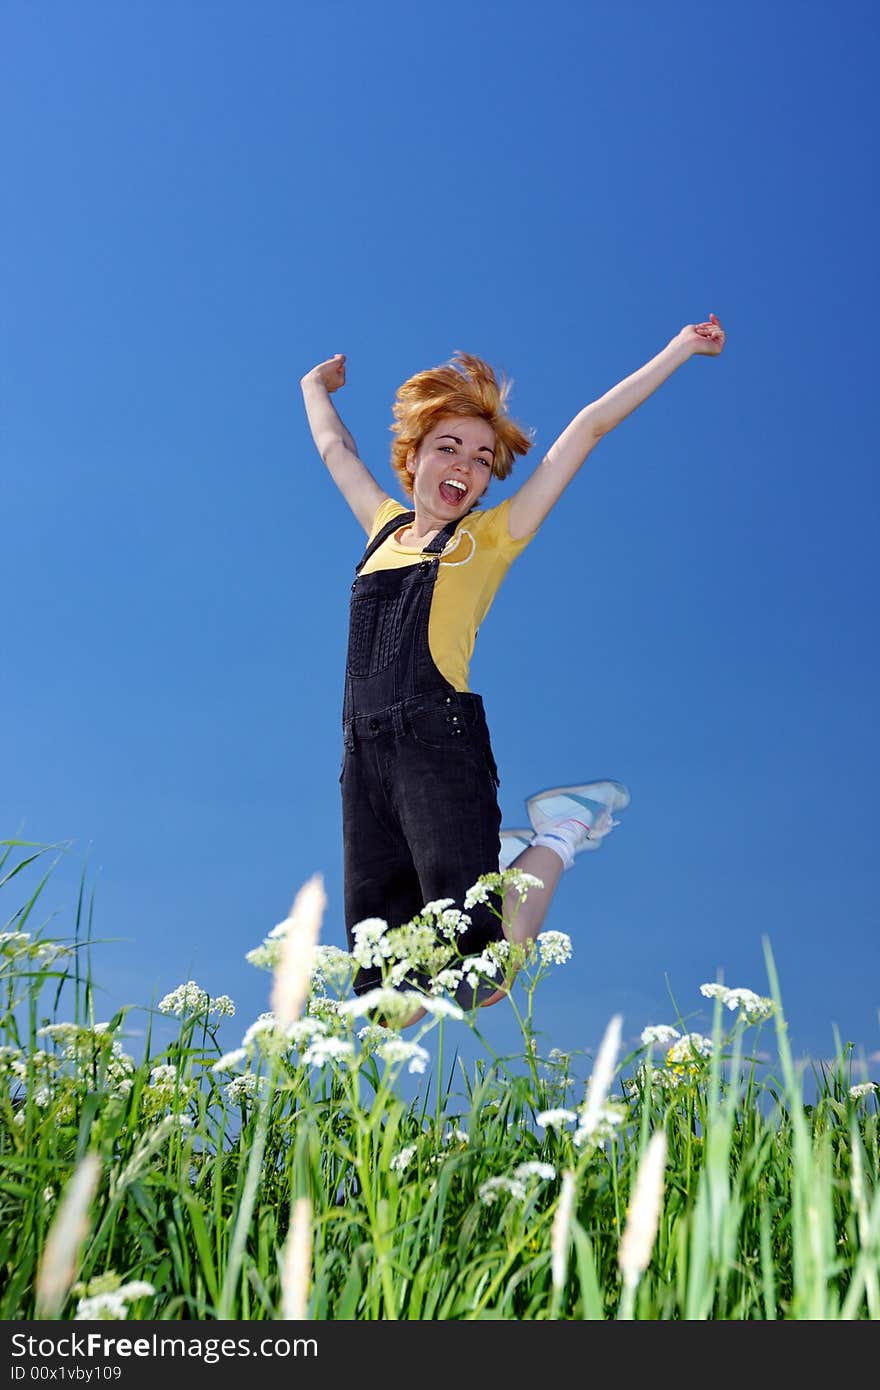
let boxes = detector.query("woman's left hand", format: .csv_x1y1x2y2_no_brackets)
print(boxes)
680,312,726,357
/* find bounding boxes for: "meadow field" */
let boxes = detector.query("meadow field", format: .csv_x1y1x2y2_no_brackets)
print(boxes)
2,838,877,1321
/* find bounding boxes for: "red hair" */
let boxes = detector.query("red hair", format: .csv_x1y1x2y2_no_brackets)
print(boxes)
389,351,534,498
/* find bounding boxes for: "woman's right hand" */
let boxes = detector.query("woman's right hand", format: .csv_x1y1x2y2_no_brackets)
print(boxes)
301,353,346,392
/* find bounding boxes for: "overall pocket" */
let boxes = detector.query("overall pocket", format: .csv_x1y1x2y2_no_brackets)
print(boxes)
407,697,477,752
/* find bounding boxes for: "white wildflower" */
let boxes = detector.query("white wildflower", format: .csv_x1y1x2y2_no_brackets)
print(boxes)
74,1292,128,1320
700,983,728,1002
513,1162,556,1182
722,988,774,1021
700,982,774,1022
376,1038,430,1074
463,881,490,908
445,1128,469,1146
418,997,464,1021
390,1145,417,1174
244,943,278,971
157,981,233,1018
35,1022,77,1043
464,868,543,910
537,931,573,966
148,1064,178,1089
850,1082,878,1099
547,1048,571,1066
74,1280,155,1321
337,988,424,1025
667,1033,713,1064
212,1049,247,1074
388,958,421,987
158,982,207,1016
356,1023,387,1051
350,918,392,969
284,1017,328,1047
226,1074,264,1104
536,1108,578,1130
311,945,354,991
422,899,455,916
241,1013,278,1048
301,1036,355,1069
463,950,501,984
307,994,342,1023
429,968,464,993
641,1025,681,1047
574,1099,628,1149
33,943,72,965
478,1176,527,1205
438,908,471,938
503,868,543,895
118,1281,155,1300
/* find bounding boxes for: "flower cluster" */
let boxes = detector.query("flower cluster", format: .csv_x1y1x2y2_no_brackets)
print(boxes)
478,1162,556,1207
700,983,775,1021
157,982,235,1019
390,1144,418,1174
139,1063,196,1121
464,869,543,908
0,930,75,971
535,1096,628,1150
850,1081,878,1100
70,1271,155,1321
537,931,573,967
220,869,576,1099
29,1023,137,1119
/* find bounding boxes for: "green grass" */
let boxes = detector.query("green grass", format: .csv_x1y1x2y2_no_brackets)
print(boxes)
1,837,877,1320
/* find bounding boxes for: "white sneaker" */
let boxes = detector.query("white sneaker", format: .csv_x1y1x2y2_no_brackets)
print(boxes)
525,780,630,855
498,828,534,871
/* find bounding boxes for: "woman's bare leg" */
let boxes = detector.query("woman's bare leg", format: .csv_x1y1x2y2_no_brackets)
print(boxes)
477,844,565,1008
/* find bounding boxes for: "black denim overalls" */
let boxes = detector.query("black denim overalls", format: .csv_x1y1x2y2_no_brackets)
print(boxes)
341,508,504,995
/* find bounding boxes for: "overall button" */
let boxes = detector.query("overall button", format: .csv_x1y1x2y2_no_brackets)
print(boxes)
368,719,379,732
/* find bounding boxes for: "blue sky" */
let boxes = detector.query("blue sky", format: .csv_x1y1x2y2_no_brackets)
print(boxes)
3,1,878,1081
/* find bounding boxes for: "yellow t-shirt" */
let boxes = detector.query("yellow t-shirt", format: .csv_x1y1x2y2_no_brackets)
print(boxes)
359,497,537,692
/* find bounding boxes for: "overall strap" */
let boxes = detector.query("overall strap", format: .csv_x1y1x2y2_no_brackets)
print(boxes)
354,509,472,574
355,511,415,574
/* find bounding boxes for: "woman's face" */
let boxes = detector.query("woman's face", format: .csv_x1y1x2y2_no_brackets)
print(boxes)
406,415,496,522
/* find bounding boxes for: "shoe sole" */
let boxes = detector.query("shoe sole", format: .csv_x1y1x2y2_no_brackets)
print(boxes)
498,828,534,870
525,781,631,842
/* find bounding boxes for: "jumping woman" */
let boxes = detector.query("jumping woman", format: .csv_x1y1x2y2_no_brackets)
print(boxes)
300,315,725,1024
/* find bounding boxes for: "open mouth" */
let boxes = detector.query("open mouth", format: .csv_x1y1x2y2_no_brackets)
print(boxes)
438,478,467,505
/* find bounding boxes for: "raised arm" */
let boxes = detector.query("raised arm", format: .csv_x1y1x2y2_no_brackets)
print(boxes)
300,354,390,534
507,315,726,540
